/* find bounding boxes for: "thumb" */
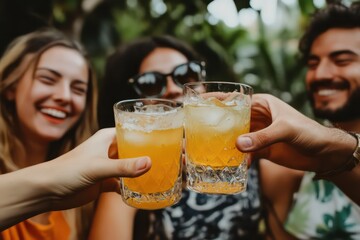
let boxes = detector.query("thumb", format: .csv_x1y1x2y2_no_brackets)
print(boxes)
236,123,285,152
103,156,152,179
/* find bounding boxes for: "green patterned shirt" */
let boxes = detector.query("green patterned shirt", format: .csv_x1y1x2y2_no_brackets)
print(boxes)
285,172,360,240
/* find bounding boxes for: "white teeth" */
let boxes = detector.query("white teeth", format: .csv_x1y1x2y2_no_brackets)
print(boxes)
40,108,66,119
317,89,339,96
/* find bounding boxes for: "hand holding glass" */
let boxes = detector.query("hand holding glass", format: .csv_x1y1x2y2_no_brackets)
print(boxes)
114,99,184,209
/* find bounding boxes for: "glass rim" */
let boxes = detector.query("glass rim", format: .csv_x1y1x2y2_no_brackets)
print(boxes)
183,81,252,89
113,98,183,110
183,81,253,94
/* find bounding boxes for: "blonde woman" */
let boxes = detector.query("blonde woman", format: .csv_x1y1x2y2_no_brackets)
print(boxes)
0,28,97,239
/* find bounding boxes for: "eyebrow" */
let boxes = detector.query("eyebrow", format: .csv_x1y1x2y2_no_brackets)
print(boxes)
37,67,88,84
329,50,358,58
307,49,358,61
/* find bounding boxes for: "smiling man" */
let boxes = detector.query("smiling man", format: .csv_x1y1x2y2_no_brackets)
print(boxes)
282,2,360,239
260,3,360,239
305,29,360,125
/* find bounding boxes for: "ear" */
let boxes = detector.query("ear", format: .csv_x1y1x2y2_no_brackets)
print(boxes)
4,87,16,101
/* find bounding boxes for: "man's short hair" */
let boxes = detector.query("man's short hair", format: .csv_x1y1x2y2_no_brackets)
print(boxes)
299,2,360,63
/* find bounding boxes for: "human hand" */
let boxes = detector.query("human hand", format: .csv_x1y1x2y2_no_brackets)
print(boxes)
236,94,356,172
37,128,151,211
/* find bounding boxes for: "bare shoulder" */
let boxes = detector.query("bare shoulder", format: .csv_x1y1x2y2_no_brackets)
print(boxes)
260,159,303,182
97,192,137,216
89,193,137,240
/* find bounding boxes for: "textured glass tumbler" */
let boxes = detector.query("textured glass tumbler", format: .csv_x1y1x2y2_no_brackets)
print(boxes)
114,99,184,209
184,82,252,194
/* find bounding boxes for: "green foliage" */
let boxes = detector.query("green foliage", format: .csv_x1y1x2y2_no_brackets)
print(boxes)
71,0,315,114
4,0,348,116
298,0,317,15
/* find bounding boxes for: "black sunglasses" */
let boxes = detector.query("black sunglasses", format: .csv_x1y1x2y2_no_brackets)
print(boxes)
128,61,206,97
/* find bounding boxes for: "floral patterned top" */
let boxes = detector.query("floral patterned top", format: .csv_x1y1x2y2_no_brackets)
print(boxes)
141,163,265,240
285,172,360,240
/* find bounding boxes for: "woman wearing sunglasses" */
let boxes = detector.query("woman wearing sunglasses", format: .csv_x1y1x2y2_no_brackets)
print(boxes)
97,36,206,128
90,36,266,239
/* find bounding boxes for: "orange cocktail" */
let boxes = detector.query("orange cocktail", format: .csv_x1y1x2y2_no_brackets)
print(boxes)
114,99,184,209
184,82,252,194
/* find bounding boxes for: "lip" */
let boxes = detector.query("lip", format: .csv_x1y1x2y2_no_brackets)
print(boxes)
39,106,70,124
310,79,349,91
310,80,349,99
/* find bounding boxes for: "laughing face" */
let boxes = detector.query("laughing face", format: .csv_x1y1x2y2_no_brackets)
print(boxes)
306,28,360,122
8,46,89,143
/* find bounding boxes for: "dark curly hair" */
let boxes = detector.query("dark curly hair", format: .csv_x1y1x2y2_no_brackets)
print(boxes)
299,1,360,63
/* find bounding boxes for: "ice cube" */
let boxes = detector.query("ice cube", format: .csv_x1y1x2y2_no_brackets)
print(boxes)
123,130,150,145
208,97,226,107
215,113,236,132
200,106,227,126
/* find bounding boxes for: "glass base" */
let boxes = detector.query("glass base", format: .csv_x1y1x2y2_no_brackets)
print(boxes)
121,175,182,210
186,160,248,195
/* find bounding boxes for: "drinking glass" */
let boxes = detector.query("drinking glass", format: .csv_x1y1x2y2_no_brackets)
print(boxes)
114,99,184,209
183,82,252,194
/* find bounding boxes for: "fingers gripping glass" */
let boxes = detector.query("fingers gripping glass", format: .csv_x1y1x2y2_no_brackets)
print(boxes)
128,61,206,97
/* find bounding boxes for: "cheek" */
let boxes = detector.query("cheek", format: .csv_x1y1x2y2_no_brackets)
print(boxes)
338,62,360,78
73,96,87,116
22,79,51,104
344,71,360,89
305,71,313,86
30,86,50,102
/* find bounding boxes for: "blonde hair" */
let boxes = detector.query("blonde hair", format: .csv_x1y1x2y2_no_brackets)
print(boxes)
0,28,98,239
0,28,98,171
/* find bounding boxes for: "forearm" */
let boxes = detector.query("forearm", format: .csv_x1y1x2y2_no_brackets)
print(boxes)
0,166,51,230
267,126,357,172
0,128,151,231
315,129,360,204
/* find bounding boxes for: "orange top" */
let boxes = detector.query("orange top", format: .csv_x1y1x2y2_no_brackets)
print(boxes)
1,211,70,240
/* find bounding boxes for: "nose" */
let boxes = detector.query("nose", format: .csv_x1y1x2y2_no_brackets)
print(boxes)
162,78,183,100
53,81,71,104
313,60,334,80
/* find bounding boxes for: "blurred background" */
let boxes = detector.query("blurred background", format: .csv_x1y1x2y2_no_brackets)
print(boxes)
0,0,356,116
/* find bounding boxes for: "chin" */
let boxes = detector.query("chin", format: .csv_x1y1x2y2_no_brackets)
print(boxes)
42,136,65,142
37,130,68,142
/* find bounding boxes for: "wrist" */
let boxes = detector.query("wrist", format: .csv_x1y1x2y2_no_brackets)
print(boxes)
314,131,360,180
21,164,53,212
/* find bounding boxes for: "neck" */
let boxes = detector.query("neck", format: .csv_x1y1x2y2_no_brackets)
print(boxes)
14,137,49,169
332,118,360,133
